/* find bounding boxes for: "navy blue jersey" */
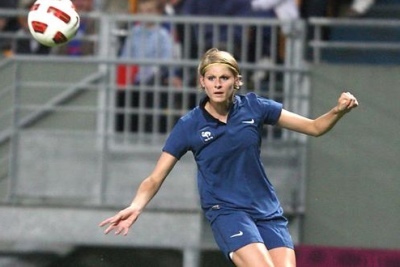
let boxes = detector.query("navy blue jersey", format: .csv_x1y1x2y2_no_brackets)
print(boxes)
163,93,283,220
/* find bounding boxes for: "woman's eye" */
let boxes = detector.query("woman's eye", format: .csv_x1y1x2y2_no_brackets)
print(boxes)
206,76,230,81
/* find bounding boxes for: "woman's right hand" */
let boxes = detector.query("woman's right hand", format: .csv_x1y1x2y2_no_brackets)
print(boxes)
99,206,141,236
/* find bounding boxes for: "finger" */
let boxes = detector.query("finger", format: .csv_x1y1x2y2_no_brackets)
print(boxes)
114,226,126,235
99,216,119,227
345,91,354,97
99,218,112,227
344,92,358,105
123,228,130,236
345,101,358,112
104,224,116,235
347,98,358,109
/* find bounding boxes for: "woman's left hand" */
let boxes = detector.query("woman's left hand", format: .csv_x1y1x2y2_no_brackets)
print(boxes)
336,92,359,114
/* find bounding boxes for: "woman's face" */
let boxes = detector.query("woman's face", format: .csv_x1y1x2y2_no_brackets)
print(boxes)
138,1,160,15
138,1,161,27
200,64,238,104
73,0,93,12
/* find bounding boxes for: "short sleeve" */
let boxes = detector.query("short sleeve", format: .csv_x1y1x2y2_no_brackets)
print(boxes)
162,119,190,160
253,94,283,125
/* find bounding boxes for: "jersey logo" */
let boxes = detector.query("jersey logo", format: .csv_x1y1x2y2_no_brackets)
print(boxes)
242,119,255,124
201,131,214,142
230,231,243,238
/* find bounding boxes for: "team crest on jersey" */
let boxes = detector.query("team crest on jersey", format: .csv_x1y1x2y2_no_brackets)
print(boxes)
200,130,214,143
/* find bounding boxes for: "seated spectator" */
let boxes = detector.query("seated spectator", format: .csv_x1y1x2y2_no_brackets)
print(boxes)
163,0,186,16
345,0,375,17
300,0,330,17
302,0,375,18
119,0,174,85
250,0,300,50
179,0,288,74
14,0,51,55
102,0,131,14
174,0,261,91
181,0,255,61
55,0,97,56
115,0,175,134
249,0,300,84
0,0,19,57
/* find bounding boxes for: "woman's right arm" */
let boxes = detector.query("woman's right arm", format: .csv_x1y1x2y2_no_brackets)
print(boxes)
99,151,178,236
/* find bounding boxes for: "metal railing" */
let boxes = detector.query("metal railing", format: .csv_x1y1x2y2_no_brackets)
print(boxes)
0,12,310,214
1,10,399,210
308,17,400,64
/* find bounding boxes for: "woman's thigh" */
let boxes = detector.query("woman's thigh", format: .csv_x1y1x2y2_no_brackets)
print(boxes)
269,247,296,267
231,242,273,267
232,244,296,267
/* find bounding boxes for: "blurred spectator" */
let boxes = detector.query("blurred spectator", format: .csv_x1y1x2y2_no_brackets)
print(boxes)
128,0,139,14
179,0,297,62
250,0,299,35
299,0,332,60
55,0,97,56
301,0,376,18
161,0,190,88
345,0,375,17
163,0,186,16
0,0,19,57
179,0,262,89
14,0,51,55
247,0,300,84
181,0,254,60
119,0,174,85
176,0,285,88
115,0,175,133
102,0,130,14
300,0,331,18
162,0,186,43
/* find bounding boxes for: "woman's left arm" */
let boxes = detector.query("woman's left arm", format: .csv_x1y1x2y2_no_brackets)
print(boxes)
277,92,359,137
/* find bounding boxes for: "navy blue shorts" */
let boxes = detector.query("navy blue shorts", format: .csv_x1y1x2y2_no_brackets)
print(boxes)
209,210,294,259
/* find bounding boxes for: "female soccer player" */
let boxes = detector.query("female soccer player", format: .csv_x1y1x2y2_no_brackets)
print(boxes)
99,48,358,266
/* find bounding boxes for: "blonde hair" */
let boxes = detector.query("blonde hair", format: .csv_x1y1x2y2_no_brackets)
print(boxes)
198,48,243,90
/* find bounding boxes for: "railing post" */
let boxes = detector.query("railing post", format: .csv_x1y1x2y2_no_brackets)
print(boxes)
182,247,200,267
97,15,112,205
7,61,20,203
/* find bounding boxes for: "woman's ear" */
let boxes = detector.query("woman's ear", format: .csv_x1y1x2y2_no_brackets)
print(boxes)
199,77,205,88
234,75,242,90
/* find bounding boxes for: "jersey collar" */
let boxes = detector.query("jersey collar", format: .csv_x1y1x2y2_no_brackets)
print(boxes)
199,94,242,122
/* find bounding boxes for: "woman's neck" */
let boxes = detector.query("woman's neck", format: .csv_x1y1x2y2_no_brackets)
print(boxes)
205,99,232,123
